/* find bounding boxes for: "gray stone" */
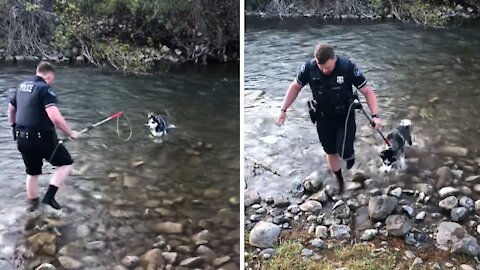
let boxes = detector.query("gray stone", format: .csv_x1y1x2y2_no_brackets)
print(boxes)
439,187,459,198
405,250,415,259
413,183,434,195
436,222,466,247
35,264,56,270
368,195,398,221
451,236,480,257
412,257,423,266
273,193,290,207
154,222,183,234
180,257,204,267
360,229,378,241
477,224,480,235
58,257,83,270
437,146,468,157
85,241,105,251
309,190,329,203
332,203,351,219
439,196,458,211
474,184,480,193
405,233,417,245
245,189,261,207
249,221,281,248
476,200,480,214
389,187,402,197
309,238,324,249
329,225,351,239
313,226,327,239
303,171,324,191
288,205,300,214
76,224,90,238
162,252,177,264
436,166,453,188
451,207,468,222
213,256,231,267
460,265,475,270
401,205,415,219
259,248,275,259
386,215,412,236
301,248,314,257
465,175,480,182
415,211,426,221
196,245,216,264
141,249,164,266
299,200,322,213
459,196,475,212
121,256,140,268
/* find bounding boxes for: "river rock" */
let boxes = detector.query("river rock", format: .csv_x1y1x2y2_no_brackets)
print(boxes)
474,184,480,193
451,235,480,257
386,215,412,236
162,252,178,264
465,175,480,183
180,257,204,267
415,211,426,221
85,241,106,251
121,256,140,268
288,204,300,214
35,264,56,270
249,221,280,248
303,171,324,191
360,229,378,241
368,195,398,221
244,189,261,207
412,257,423,266
141,249,164,266
273,193,290,207
389,187,402,197
299,200,322,213
476,200,480,214
437,146,468,157
332,203,351,219
436,166,453,188
439,196,458,211
309,238,324,249
460,265,475,270
329,225,351,239
213,256,231,267
27,232,56,253
436,222,467,247
154,222,183,234
315,226,328,239
451,207,469,222
351,171,368,183
413,183,434,195
438,187,459,198
58,257,83,270
309,190,329,203
401,205,415,219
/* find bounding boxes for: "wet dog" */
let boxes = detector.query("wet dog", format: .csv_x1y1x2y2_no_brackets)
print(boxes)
380,119,412,173
147,112,176,137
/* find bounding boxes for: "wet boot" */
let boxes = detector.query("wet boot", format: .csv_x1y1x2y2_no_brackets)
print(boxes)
28,198,39,212
42,185,61,210
334,169,345,194
346,158,355,170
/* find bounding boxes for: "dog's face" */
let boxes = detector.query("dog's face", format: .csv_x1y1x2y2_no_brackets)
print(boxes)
379,119,412,173
147,113,159,131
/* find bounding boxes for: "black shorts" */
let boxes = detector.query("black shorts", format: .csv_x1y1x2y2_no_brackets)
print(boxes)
316,113,356,159
17,133,73,175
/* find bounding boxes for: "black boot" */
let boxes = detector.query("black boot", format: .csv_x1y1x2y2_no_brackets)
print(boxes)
346,158,355,170
42,185,62,210
28,198,39,212
334,169,345,194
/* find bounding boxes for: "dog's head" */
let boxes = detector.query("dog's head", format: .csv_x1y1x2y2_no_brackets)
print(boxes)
147,113,159,131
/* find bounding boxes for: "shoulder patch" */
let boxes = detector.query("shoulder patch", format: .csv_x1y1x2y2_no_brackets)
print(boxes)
354,66,362,77
300,63,306,73
48,88,56,97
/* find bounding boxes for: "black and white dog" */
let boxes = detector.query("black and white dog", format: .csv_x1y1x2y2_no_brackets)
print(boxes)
147,112,176,137
379,119,413,173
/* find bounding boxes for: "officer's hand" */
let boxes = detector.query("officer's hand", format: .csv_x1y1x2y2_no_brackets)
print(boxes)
69,131,78,140
372,117,381,129
276,111,287,126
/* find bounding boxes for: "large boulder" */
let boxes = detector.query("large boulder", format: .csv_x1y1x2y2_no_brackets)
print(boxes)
368,196,398,221
249,221,281,248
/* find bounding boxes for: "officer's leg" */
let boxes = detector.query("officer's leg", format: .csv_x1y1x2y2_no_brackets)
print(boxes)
26,175,39,199
317,118,344,193
43,139,74,210
17,139,43,211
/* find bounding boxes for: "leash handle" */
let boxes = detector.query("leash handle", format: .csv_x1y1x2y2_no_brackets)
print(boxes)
61,112,123,142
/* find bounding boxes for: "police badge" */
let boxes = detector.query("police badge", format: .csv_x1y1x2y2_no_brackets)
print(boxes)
337,76,344,84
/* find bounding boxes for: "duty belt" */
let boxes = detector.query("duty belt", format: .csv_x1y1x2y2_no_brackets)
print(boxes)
16,130,43,139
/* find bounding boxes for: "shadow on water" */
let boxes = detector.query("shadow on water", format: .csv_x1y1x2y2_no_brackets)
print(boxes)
244,18,480,205
0,63,240,269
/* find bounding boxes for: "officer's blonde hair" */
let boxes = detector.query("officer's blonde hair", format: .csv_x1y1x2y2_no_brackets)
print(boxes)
36,61,55,74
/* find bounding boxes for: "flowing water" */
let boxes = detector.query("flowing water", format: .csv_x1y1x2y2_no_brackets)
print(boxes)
245,18,480,202
0,63,240,269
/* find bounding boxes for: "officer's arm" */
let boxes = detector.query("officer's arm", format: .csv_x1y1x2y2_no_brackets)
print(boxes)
358,85,378,116
7,103,16,126
45,106,74,137
280,80,303,111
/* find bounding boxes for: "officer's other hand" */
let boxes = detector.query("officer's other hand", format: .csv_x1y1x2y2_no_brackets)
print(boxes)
276,111,286,126
69,130,78,140
372,117,381,129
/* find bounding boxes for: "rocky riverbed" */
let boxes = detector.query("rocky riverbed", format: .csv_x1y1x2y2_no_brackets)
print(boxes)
244,90,480,269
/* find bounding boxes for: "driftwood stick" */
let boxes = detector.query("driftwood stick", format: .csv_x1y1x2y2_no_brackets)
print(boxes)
245,155,281,176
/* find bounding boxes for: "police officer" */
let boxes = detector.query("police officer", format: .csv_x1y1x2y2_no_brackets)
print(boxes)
276,43,381,193
7,61,77,211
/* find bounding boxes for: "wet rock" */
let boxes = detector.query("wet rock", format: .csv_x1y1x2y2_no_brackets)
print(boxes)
332,203,351,219
351,171,368,183
35,264,56,270
477,225,480,235
315,226,328,239
439,196,458,211
389,187,402,197
474,184,480,193
309,238,324,249
75,225,91,239
196,245,216,263
415,211,426,221
309,190,329,203
218,262,239,270
192,230,213,245
273,193,290,207
154,222,183,234
154,208,176,217
302,248,314,257
436,166,453,189
401,205,415,219
354,206,374,231
162,252,178,264
58,256,83,270
144,200,161,208
451,207,468,222
303,171,324,191
413,183,434,195
180,257,204,267
213,256,231,267
405,233,417,245
476,200,480,214
460,265,475,270
368,195,398,221
141,249,164,266
249,221,280,248
124,176,140,188
288,205,300,214
412,257,423,266
121,256,140,268
459,186,472,196
451,235,479,257
329,225,351,239
85,241,106,251
360,229,378,241
405,250,416,259
244,189,261,207
386,215,412,236
465,175,480,183
437,146,468,157
27,232,56,253
436,222,467,247
272,215,289,225
203,188,221,199
439,187,459,198
299,201,322,213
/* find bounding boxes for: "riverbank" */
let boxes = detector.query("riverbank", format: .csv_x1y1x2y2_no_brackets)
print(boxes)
0,0,239,74
245,0,479,27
